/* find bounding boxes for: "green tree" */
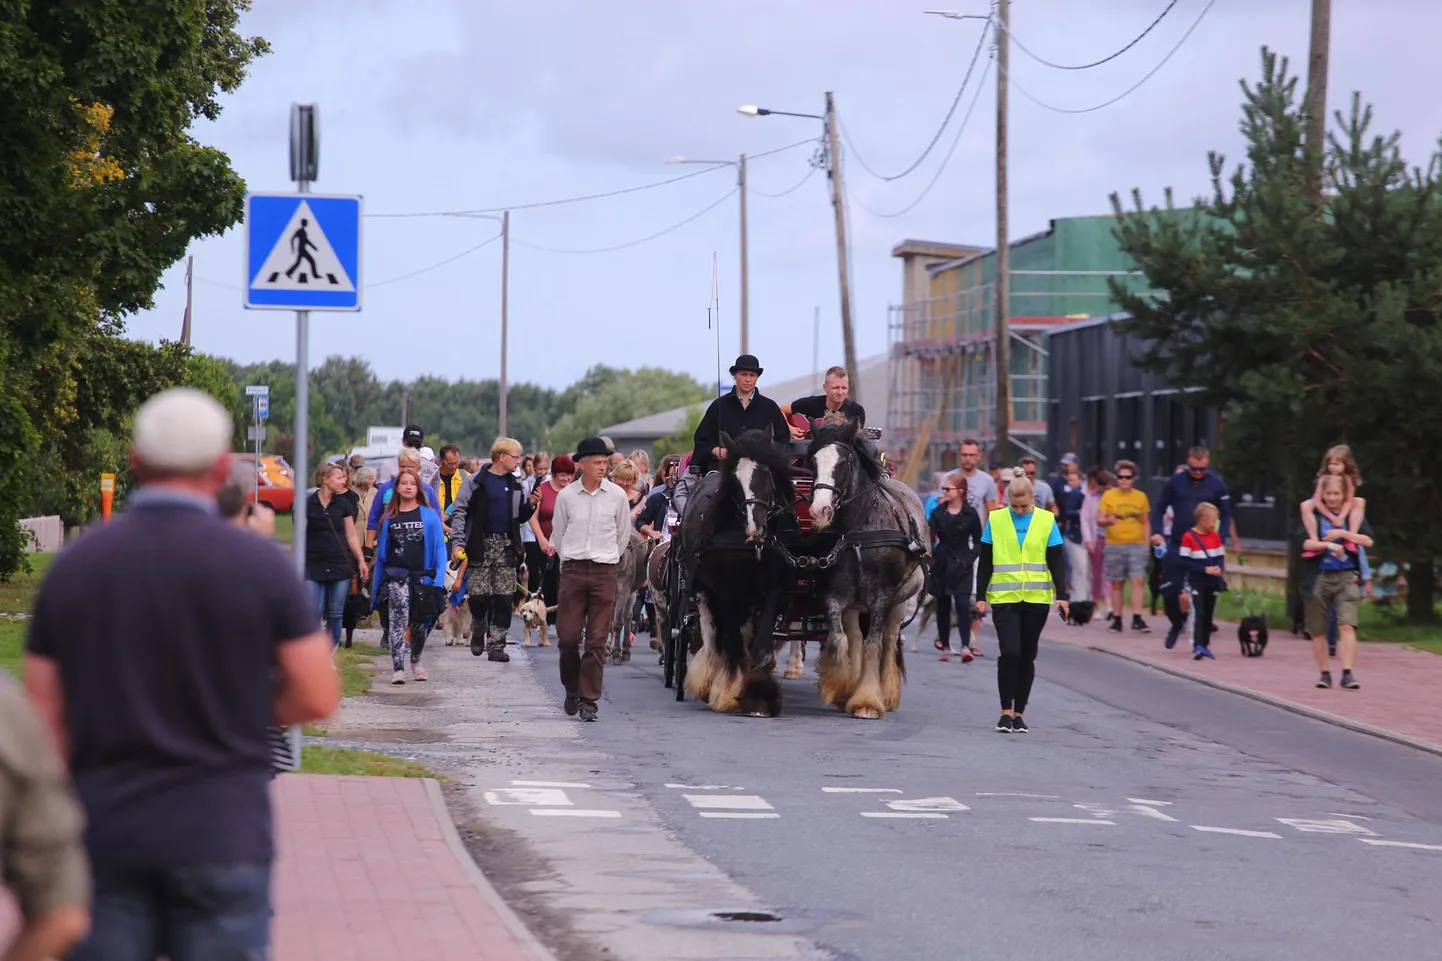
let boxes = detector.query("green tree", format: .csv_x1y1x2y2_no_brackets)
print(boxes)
544,366,708,454
654,405,704,459
1110,49,1442,623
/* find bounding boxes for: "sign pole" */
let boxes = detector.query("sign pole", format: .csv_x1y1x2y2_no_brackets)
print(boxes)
254,397,262,506
293,174,310,574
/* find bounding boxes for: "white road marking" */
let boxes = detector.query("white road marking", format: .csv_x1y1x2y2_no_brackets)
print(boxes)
862,812,949,819
977,792,1061,799
530,809,622,818
1030,817,1117,825
1359,839,1442,852
700,812,782,820
1130,805,1180,822
485,788,572,806
511,780,592,788
1127,798,1173,806
1276,818,1377,836
1073,803,1117,819
886,797,970,812
1326,812,1373,820
683,795,774,811
822,787,903,794
1191,826,1282,839
666,783,745,790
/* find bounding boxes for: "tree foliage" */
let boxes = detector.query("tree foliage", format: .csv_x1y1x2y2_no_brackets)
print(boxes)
1110,48,1442,621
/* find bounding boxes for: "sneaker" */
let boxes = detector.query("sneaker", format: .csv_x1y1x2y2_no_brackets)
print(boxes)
1131,615,1150,633
1340,670,1360,690
1196,646,1215,660
488,648,511,663
412,666,427,681
470,636,485,657
1011,715,1029,734
995,714,1014,734
961,648,974,663
390,671,405,685
969,646,985,659
1327,643,1337,657
1192,645,1205,661
578,704,598,722
1316,671,1333,689
938,653,950,662
563,695,580,716
1164,626,1181,650
1108,615,1123,634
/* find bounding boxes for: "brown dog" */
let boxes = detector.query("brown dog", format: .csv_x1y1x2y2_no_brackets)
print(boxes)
518,594,554,647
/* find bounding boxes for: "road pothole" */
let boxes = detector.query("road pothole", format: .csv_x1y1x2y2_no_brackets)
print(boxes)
713,910,781,923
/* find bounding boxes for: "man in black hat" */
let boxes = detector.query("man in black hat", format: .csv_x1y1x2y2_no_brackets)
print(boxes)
402,425,440,490
689,354,789,475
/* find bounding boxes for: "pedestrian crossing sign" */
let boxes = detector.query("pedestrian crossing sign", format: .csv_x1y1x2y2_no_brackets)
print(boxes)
244,192,363,311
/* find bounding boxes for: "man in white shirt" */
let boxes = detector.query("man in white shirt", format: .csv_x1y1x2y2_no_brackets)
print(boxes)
550,437,632,722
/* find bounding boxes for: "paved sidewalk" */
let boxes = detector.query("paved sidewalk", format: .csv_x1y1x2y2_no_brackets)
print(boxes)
1043,608,1442,753
273,773,550,961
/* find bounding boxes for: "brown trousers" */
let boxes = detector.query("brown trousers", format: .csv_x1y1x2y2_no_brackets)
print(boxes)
557,559,618,706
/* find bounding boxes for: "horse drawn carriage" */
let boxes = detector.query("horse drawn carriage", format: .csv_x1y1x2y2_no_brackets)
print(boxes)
650,420,928,720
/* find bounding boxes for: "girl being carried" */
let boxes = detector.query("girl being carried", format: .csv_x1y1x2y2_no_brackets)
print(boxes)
1301,445,1365,545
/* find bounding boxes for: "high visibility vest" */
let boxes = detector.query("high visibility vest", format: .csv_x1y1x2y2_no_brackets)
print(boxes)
986,507,1056,605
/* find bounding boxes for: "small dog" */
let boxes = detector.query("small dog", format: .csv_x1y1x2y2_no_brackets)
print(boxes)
438,601,473,647
518,594,556,647
1066,599,1096,626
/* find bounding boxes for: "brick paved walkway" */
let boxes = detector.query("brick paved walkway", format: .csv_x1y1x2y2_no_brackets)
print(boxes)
273,774,546,961
1044,608,1442,752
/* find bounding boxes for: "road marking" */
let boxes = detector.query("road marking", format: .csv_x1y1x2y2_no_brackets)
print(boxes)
1073,803,1117,819
511,780,592,789
886,797,970,812
1276,818,1377,836
863,812,949,819
822,787,903,794
1030,817,1117,825
1359,839,1442,852
1130,805,1180,822
1326,812,1373,820
485,788,572,806
1191,826,1282,839
700,812,782,820
530,809,622,818
683,795,774,811
666,783,744,790
977,793,1061,799
1128,798,1173,806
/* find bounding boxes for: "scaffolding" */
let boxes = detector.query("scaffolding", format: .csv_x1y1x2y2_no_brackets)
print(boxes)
887,268,1154,483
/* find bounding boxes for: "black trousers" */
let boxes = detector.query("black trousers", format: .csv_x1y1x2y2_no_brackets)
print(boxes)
1189,587,1218,650
934,591,972,649
993,602,1050,714
525,542,547,595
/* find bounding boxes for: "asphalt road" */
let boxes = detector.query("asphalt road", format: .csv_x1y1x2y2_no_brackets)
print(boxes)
522,629,1442,961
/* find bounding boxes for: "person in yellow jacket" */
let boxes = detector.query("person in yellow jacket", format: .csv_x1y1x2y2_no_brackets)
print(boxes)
974,473,1070,734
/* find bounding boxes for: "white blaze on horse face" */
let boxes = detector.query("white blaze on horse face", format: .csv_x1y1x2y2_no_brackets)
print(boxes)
736,458,765,541
811,445,841,530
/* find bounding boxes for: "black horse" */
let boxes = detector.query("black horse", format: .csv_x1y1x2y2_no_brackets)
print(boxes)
676,430,797,716
806,420,929,719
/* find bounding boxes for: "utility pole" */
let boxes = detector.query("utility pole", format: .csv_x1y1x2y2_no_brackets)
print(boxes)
1304,0,1331,191
180,255,193,346
738,155,750,355
824,91,859,401
401,390,409,428
499,210,511,437
992,0,1011,467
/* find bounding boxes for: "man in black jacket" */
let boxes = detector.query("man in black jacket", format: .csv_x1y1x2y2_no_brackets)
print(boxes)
450,437,538,662
690,354,790,474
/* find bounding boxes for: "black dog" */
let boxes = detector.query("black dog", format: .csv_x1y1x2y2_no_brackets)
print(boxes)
1067,599,1095,626
1238,614,1268,657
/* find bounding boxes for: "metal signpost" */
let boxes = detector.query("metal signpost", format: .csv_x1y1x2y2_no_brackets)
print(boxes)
243,105,362,772
245,385,269,505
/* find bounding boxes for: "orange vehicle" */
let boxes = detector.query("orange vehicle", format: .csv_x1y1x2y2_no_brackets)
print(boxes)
229,453,296,513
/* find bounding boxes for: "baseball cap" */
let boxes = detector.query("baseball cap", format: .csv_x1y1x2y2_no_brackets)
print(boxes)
1060,452,1079,465
402,425,424,447
419,446,436,461
132,388,233,473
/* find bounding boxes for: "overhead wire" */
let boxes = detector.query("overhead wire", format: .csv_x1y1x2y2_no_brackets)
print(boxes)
847,42,995,220
840,19,991,183
367,231,503,288
512,188,738,254
751,164,818,199
1002,0,1180,71
1003,0,1215,115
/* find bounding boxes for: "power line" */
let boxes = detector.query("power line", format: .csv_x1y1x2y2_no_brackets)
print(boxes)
368,231,503,288
1003,0,1214,115
512,188,738,254
1002,0,1180,71
366,138,816,219
847,48,994,219
840,19,991,183
751,164,818,198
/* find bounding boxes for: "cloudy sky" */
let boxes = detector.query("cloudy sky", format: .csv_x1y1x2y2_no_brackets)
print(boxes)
125,0,1442,392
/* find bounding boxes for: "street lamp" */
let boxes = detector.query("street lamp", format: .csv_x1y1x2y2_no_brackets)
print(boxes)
451,211,511,436
738,94,857,400
666,154,749,354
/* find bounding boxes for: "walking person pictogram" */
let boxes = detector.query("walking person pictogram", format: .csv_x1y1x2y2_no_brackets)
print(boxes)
282,219,320,283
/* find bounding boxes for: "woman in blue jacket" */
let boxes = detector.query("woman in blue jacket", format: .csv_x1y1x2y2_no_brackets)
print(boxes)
371,467,448,684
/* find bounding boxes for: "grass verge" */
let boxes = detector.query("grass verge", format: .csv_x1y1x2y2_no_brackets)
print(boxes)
0,553,55,615
299,745,434,778
0,621,25,678
338,643,385,697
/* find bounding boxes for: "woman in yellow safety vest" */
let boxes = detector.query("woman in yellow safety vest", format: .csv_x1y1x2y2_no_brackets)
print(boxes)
974,472,1070,734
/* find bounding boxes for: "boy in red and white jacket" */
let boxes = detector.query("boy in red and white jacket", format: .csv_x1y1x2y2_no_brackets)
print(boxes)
1178,502,1226,660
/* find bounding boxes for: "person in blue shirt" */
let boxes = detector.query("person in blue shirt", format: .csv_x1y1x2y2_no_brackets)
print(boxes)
1149,446,1232,649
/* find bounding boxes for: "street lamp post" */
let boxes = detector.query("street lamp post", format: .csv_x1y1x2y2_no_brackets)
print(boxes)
738,97,858,401
666,155,749,354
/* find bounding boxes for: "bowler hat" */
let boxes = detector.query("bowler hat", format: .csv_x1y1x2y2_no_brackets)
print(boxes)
729,354,763,376
574,436,614,461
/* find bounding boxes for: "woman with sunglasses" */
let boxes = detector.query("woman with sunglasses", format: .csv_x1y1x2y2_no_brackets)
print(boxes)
928,471,984,661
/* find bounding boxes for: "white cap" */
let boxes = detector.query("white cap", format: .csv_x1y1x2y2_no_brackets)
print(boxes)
132,388,233,473
419,446,436,460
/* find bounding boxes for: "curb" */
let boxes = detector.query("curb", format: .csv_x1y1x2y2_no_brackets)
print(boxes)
422,778,563,961
1086,645,1442,760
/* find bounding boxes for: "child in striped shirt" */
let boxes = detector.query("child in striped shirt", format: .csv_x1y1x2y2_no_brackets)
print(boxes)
1179,502,1226,661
